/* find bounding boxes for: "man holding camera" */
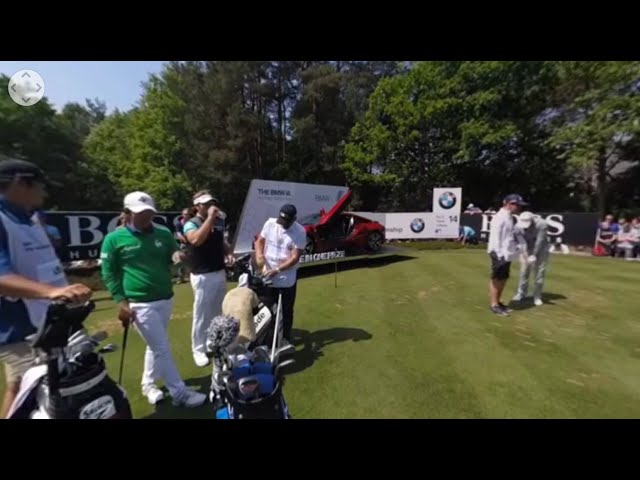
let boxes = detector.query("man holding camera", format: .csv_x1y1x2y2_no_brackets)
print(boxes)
183,190,234,368
0,159,92,417
254,204,306,345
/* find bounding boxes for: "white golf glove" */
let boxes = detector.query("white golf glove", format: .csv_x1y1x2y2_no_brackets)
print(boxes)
172,251,184,265
528,255,537,264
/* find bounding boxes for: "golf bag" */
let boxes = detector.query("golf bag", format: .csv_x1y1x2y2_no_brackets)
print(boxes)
7,300,132,419
233,253,283,351
207,303,294,419
213,348,292,420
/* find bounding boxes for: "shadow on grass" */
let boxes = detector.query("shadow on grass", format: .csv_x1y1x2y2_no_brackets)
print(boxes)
297,254,417,280
140,374,215,419
508,292,568,311
285,327,373,375
139,327,372,419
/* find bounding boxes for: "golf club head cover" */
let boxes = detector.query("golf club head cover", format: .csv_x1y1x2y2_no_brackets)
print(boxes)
222,287,259,344
206,315,240,357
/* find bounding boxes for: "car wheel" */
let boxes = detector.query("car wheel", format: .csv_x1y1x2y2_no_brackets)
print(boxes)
367,232,383,252
304,236,315,254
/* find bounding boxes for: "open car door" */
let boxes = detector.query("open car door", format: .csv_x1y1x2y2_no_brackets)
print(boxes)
315,190,353,252
318,190,352,226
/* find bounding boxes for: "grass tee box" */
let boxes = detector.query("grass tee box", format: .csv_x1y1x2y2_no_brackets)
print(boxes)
2,250,640,418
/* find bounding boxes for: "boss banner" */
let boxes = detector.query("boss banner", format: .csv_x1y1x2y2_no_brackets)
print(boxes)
44,211,182,262
461,212,599,247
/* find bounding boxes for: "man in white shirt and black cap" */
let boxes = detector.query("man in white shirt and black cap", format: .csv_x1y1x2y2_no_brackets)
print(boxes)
254,204,307,345
513,211,550,307
487,194,528,316
183,190,234,367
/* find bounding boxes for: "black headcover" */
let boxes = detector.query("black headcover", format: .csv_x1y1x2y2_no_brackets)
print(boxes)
30,301,96,352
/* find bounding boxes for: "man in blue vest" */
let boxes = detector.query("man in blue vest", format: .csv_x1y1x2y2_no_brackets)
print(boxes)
183,190,234,367
0,159,92,417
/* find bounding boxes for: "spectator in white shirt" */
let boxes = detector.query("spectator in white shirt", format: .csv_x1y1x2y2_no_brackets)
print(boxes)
632,217,640,260
615,218,638,261
487,194,528,316
254,204,307,344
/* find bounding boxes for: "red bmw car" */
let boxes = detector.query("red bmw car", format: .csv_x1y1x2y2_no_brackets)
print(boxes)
297,190,385,254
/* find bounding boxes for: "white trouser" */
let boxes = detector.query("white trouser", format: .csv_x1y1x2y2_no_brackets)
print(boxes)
516,251,550,299
130,299,187,399
190,270,227,356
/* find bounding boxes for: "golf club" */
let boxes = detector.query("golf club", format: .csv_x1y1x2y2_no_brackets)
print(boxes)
238,376,260,400
98,343,118,354
253,345,270,363
274,359,295,377
270,293,283,363
272,344,295,365
118,322,129,386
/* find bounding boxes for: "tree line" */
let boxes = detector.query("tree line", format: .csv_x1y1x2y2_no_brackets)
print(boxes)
1,61,639,227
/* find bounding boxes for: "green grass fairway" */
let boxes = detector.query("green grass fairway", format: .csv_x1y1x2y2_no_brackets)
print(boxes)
3,250,640,418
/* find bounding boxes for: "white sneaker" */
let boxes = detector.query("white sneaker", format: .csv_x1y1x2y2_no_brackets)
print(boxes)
512,294,524,302
534,297,543,307
193,352,210,367
143,385,165,405
173,389,207,408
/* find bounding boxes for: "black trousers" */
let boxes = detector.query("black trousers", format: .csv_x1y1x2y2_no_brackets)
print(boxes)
263,282,297,342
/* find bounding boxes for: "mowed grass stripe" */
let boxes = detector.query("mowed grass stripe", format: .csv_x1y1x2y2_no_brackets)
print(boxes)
407,252,575,418
428,250,640,417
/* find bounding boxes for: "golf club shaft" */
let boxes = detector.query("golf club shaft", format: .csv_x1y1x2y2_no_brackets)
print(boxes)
118,322,129,385
271,294,282,363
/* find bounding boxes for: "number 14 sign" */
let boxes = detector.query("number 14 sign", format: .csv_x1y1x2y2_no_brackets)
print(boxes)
432,188,462,238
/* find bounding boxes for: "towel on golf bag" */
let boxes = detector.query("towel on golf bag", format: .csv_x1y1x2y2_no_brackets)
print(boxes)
222,287,259,345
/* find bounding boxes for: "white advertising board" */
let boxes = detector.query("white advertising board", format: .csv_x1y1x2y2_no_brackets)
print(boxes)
431,187,462,238
233,179,348,254
383,213,437,239
349,186,462,240
349,212,435,240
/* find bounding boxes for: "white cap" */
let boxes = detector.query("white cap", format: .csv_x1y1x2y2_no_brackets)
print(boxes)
193,193,216,205
124,191,157,214
518,211,535,228
467,203,474,209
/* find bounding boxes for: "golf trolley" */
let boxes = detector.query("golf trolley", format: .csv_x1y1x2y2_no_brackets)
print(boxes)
7,299,132,419
208,254,295,418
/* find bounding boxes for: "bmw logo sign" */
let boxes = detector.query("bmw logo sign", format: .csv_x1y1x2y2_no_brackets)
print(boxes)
438,191,457,210
410,218,425,233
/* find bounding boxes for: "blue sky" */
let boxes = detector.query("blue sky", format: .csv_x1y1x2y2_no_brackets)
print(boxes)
0,61,167,113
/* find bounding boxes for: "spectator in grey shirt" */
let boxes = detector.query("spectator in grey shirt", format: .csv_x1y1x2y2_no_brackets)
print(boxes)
512,211,549,306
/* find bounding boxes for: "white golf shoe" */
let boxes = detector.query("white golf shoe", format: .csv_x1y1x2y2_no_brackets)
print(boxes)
534,297,543,307
173,389,207,408
512,294,524,302
143,385,165,405
193,352,210,367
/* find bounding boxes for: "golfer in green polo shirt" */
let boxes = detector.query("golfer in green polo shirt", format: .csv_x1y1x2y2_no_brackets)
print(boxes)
100,191,206,408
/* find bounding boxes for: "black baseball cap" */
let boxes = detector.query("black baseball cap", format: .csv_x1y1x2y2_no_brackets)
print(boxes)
0,159,60,187
503,194,529,206
277,204,297,225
